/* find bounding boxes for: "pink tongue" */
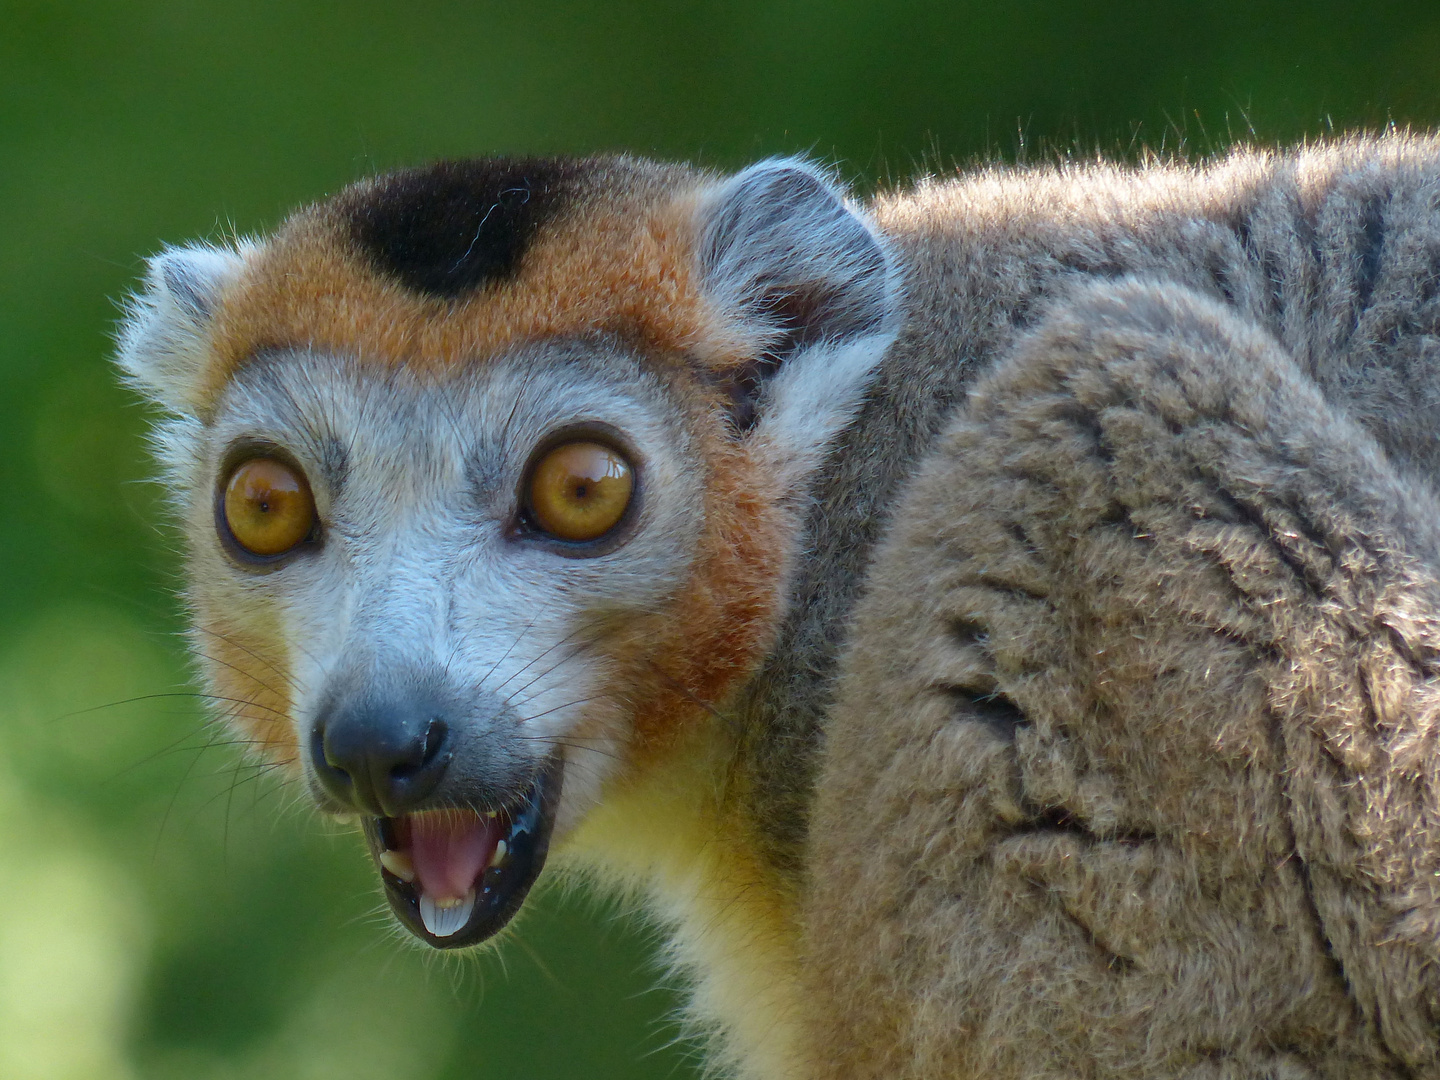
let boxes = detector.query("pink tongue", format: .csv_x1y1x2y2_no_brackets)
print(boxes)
409,811,500,901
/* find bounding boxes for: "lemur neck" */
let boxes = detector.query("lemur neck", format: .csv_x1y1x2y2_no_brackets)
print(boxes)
561,714,809,1079
728,296,968,884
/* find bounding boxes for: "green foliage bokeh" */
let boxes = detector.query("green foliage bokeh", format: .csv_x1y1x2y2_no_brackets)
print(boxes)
1,2,1438,1077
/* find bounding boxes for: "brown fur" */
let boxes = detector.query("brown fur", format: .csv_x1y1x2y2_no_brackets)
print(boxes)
804,277,1440,1078
739,135,1440,883
594,405,794,764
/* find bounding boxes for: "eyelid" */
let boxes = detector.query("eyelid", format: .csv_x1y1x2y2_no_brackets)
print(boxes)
219,437,343,509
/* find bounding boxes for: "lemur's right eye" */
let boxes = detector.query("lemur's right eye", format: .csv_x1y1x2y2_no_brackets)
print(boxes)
524,441,634,543
220,457,317,559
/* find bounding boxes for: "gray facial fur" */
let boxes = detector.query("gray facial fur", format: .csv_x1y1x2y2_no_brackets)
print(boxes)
185,339,705,830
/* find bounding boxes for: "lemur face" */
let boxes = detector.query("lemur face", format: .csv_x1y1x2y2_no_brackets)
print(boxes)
119,155,897,948
197,342,706,941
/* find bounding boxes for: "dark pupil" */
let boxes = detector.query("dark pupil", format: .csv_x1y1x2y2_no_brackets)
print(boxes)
257,498,272,513
572,481,590,500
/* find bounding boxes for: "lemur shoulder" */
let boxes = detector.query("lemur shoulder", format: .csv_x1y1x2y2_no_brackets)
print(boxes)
119,134,1440,1078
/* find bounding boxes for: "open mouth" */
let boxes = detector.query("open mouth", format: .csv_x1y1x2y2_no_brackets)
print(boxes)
361,756,563,948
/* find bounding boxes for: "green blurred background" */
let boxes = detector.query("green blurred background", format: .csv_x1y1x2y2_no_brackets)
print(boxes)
2,2,1439,1077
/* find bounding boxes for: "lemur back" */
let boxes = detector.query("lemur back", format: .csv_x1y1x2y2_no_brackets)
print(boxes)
119,134,1440,1078
740,138,1440,881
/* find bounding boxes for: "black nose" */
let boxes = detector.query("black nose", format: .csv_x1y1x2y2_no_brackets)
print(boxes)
311,695,452,816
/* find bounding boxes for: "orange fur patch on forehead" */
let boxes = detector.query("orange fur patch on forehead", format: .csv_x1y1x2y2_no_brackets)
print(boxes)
199,156,742,410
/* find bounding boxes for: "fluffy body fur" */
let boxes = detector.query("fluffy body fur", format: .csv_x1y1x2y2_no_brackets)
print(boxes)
118,134,1440,1078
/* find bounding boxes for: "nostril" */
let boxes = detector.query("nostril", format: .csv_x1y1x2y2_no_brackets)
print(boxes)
312,723,334,774
310,722,353,799
391,718,449,781
423,718,447,762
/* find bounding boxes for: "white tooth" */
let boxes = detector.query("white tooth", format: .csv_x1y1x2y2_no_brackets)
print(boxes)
488,840,508,869
378,849,415,883
419,890,477,938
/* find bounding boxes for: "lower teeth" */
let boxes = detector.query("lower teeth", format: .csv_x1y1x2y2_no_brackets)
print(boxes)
418,890,477,937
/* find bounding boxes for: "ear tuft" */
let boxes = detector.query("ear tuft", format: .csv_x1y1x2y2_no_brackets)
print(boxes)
116,243,247,414
698,159,895,358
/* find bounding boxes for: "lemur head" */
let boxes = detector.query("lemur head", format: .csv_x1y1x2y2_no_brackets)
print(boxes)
117,155,898,947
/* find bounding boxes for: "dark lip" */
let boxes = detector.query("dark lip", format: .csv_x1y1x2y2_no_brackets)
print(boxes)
360,754,564,949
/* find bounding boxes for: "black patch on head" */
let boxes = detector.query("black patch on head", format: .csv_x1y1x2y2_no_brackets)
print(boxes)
343,158,588,298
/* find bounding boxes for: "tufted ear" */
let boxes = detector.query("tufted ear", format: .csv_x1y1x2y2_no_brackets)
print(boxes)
695,158,900,449
116,243,247,415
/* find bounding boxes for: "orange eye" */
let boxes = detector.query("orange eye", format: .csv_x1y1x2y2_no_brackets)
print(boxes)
221,457,317,558
526,441,635,543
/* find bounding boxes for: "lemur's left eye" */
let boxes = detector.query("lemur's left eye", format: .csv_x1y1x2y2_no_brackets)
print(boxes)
220,457,317,559
524,441,634,543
